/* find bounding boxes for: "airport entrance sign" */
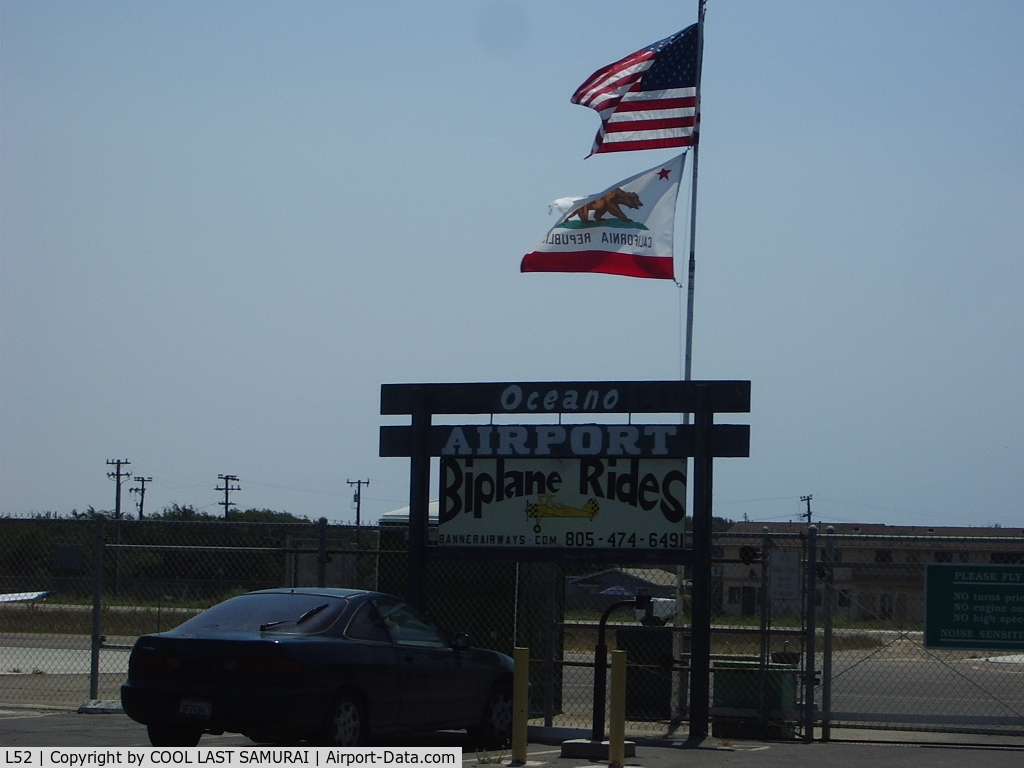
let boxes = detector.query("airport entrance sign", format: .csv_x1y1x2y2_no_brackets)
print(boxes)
380,380,750,564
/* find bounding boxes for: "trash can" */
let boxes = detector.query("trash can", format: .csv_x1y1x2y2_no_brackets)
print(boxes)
712,660,798,739
616,627,684,721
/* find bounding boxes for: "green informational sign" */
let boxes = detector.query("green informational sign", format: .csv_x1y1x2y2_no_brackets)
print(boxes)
925,564,1024,650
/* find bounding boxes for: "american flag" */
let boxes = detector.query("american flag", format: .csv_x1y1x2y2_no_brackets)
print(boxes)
572,24,699,155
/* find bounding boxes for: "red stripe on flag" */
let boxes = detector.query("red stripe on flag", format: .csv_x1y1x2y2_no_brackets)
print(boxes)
609,96,697,113
593,135,696,153
521,250,674,280
602,117,696,134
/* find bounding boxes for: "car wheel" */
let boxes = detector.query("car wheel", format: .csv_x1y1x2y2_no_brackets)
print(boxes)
321,689,366,747
147,723,202,747
469,682,513,750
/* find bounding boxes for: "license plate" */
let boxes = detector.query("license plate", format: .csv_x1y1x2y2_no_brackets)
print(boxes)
179,698,212,719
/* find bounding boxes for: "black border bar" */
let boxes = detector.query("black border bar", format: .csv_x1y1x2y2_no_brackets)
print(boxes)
381,380,750,415
380,423,750,458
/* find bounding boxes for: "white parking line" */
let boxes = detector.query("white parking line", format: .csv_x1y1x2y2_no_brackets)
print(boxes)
0,709,63,720
462,748,562,765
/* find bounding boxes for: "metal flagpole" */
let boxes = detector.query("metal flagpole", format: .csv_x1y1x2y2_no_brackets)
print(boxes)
683,0,705,385
674,0,707,735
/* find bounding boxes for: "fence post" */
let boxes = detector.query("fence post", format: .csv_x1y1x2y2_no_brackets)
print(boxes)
608,649,627,768
544,565,557,727
758,527,771,725
407,404,431,610
687,388,714,740
511,647,530,764
803,524,818,742
821,526,835,741
317,517,328,588
284,533,295,588
89,515,105,701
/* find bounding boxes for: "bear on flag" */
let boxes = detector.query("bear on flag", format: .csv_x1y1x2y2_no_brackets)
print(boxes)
520,153,686,280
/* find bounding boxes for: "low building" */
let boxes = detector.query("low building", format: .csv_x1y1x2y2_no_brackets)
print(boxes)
718,522,1024,622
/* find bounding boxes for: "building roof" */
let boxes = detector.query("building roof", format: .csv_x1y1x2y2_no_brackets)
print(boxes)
568,567,678,588
725,522,1023,538
378,500,440,525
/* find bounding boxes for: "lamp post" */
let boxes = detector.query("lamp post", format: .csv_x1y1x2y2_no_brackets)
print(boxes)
592,594,652,741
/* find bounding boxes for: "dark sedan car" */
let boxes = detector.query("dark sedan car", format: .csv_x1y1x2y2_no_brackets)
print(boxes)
121,588,514,747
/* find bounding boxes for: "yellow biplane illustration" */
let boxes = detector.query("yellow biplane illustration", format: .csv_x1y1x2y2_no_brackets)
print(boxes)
526,493,599,533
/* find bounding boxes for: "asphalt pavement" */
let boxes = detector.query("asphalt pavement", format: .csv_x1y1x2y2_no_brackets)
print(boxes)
2,708,1023,768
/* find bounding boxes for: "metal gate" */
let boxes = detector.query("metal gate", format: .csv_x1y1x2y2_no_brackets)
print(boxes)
719,525,1024,739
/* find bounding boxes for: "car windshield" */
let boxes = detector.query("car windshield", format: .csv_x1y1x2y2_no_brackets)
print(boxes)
170,593,349,635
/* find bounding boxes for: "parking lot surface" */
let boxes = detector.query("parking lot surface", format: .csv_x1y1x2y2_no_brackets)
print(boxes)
2,708,1024,768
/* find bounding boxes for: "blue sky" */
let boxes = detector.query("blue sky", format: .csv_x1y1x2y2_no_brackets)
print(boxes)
2,1,1022,528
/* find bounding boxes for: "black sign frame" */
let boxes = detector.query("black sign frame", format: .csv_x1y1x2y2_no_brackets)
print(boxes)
381,379,751,415
380,380,750,567
380,379,751,740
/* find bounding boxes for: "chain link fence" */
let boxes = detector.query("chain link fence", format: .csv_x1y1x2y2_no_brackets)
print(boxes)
716,525,1024,740
2,517,1022,741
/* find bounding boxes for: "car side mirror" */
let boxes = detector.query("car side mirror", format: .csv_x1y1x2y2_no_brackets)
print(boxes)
451,632,472,651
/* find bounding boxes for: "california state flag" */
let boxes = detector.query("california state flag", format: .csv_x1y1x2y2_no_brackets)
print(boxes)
520,153,686,280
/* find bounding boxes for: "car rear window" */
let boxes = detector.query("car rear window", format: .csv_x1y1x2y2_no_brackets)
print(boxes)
171,593,349,635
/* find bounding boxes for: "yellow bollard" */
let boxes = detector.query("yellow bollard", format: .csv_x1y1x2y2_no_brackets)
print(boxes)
511,647,529,764
608,649,627,768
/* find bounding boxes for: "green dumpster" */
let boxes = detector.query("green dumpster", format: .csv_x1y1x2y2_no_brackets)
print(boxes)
712,660,798,739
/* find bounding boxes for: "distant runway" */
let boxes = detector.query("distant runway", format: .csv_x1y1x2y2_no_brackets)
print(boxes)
0,634,131,676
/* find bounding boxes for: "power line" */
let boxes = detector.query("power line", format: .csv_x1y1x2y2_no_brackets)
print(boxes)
716,495,804,506
237,478,348,498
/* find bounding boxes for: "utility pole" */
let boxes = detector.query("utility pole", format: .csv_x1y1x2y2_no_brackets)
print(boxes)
107,459,131,598
347,478,370,590
216,474,240,518
801,494,813,526
131,476,153,519
347,479,370,528
106,459,132,519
